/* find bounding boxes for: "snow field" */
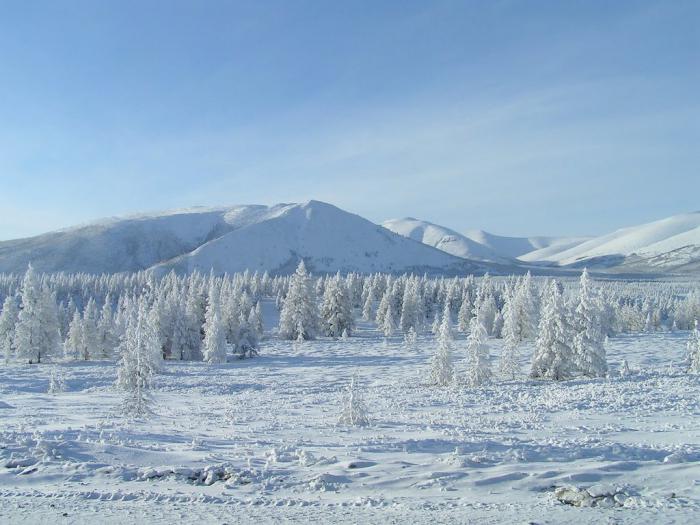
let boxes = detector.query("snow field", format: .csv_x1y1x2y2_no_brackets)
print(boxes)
2,325,699,523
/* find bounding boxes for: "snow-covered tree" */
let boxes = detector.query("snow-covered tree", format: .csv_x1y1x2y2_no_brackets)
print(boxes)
530,280,576,381
337,373,369,427
465,308,491,387
499,287,521,380
362,288,374,321
381,302,396,338
0,295,19,364
429,304,454,386
81,297,99,360
620,358,631,378
14,265,61,363
400,279,422,333
687,320,700,374
235,309,259,358
116,296,161,417
320,274,354,337
457,290,472,333
279,261,319,340
202,283,227,363
47,366,67,394
96,297,118,359
63,310,85,361
573,269,608,377
404,326,417,350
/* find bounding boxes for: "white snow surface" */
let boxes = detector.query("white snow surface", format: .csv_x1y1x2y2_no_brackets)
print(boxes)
1,309,699,523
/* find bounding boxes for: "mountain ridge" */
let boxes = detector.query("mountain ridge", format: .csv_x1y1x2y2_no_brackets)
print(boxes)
1,202,699,276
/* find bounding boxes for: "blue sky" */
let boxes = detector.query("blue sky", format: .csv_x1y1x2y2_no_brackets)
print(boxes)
0,0,698,240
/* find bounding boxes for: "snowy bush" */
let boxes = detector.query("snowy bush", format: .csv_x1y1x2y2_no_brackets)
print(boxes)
338,374,369,427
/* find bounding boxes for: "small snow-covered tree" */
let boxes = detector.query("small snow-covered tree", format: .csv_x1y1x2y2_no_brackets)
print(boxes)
465,308,491,387
116,296,161,417
279,261,319,340
47,366,67,394
63,310,85,361
251,302,264,340
429,304,454,386
620,358,631,377
96,297,118,359
337,373,369,427
362,288,374,321
457,290,472,333
320,274,354,337
499,287,521,380
687,320,700,374
202,284,227,364
235,309,259,358
0,295,19,364
530,280,576,381
381,302,396,338
81,298,99,360
431,311,440,335
404,326,417,350
573,269,608,377
400,279,422,333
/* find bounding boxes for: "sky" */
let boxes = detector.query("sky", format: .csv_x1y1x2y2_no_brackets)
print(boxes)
0,0,698,240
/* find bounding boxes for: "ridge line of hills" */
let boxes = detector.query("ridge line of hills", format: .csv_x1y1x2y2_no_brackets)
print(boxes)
1,200,698,276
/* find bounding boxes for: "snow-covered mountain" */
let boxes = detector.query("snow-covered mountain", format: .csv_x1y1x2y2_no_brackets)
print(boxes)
381,218,513,263
0,201,486,276
382,217,589,264
2,203,699,276
530,211,700,271
151,201,481,275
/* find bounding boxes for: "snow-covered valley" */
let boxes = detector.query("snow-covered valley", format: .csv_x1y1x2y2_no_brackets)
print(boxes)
2,309,700,523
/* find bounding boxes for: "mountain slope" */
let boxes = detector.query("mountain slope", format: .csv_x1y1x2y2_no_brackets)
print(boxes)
463,229,591,260
154,201,476,275
536,212,700,268
382,217,590,263
0,201,482,275
0,206,257,274
381,218,512,263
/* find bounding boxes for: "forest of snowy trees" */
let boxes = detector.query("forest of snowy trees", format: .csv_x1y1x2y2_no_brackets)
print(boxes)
2,261,700,411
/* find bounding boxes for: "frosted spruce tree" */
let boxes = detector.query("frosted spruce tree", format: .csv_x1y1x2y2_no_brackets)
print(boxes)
0,295,19,364
381,303,396,338
429,304,454,386
279,261,319,340
573,269,608,377
457,290,472,333
687,320,700,374
465,306,492,387
202,282,227,363
320,274,354,337
337,373,369,427
235,309,258,357
116,296,161,417
63,310,85,360
400,279,422,334
81,297,100,360
530,280,576,380
97,297,118,359
14,265,61,364
362,288,374,321
499,286,521,380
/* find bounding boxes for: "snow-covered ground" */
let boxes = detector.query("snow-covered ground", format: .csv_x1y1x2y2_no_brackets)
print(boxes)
2,319,699,523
